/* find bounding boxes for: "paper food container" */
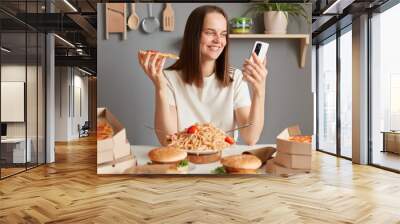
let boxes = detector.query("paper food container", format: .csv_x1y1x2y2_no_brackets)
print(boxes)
97,107,132,164
266,159,310,177
97,154,137,174
276,125,312,155
274,152,311,170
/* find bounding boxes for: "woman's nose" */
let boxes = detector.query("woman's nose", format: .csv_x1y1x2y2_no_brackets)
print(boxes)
213,35,221,43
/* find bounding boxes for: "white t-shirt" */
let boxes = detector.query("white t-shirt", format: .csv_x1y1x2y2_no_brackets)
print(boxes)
163,68,251,138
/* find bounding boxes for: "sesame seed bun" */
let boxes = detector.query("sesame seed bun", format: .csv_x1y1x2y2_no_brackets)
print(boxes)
221,154,262,174
148,147,187,164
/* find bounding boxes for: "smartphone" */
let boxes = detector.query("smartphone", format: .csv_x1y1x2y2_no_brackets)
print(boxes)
250,41,269,62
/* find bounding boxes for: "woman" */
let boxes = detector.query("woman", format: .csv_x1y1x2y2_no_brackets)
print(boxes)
138,5,268,146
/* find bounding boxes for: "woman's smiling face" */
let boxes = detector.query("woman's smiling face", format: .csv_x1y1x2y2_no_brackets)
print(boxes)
200,12,227,62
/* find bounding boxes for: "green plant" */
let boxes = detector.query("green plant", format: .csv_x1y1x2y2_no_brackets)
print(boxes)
244,2,311,24
212,166,226,174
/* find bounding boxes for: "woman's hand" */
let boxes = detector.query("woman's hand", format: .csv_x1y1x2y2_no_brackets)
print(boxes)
242,53,268,97
138,52,168,91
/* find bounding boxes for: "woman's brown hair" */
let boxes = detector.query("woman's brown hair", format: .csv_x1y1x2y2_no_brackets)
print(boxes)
167,5,231,88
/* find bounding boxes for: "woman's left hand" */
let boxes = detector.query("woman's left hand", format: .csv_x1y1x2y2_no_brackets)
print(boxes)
242,53,268,97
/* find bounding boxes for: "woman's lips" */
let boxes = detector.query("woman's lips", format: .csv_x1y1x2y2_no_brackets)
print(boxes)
208,46,221,52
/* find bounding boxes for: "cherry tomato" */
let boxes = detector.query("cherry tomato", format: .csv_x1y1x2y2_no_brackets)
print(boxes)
187,125,198,134
225,136,235,145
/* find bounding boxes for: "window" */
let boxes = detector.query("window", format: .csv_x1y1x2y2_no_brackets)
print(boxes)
0,1,47,179
371,2,400,171
317,36,337,154
340,28,352,158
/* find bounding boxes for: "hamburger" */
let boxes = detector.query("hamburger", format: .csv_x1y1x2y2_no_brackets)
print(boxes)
139,50,180,60
148,147,189,173
220,154,262,174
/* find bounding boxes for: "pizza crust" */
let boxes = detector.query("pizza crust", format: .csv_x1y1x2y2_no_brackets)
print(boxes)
139,50,179,60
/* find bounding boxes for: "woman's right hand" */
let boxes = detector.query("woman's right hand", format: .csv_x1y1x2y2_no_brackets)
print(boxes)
138,52,168,91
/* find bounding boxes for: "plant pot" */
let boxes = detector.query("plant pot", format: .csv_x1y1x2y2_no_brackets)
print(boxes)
264,11,288,34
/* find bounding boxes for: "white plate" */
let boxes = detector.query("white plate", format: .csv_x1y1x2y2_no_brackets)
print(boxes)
182,147,229,155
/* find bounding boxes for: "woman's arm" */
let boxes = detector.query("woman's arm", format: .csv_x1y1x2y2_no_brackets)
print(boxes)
138,52,178,145
235,93,265,145
236,53,268,145
154,89,178,146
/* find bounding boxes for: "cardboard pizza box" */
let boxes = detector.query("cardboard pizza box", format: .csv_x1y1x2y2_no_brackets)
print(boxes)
276,125,312,155
97,107,131,164
274,152,311,170
266,159,310,177
97,141,131,164
97,154,137,174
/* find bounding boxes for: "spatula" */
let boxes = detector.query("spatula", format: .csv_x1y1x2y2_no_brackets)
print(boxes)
162,3,175,32
127,2,139,30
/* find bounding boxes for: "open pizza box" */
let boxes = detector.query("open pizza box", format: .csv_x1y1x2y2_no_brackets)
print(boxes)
267,125,312,173
97,107,132,165
276,125,312,156
97,154,137,174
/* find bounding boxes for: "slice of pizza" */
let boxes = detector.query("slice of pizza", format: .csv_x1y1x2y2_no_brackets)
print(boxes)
139,50,180,60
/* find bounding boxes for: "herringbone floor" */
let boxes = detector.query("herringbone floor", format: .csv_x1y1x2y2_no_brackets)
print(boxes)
1,136,400,224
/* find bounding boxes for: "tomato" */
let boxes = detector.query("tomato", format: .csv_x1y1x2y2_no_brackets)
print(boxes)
187,125,198,134
225,136,235,145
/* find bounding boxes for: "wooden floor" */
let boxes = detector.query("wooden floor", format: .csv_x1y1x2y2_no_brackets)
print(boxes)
1,167,26,178
1,136,400,223
373,150,400,171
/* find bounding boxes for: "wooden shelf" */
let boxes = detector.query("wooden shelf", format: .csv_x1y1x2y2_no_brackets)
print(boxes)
229,34,310,68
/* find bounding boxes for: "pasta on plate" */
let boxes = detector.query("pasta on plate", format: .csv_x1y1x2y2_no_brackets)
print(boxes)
166,123,235,152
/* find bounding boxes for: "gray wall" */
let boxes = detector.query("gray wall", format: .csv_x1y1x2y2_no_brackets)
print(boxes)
98,3,313,145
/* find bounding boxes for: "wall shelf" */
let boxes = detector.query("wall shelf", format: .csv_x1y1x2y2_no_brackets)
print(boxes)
229,34,310,68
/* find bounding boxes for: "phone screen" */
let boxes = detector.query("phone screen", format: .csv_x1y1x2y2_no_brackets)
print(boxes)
254,43,262,56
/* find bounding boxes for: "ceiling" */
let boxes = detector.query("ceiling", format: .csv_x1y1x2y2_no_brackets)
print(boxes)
312,0,391,43
1,0,396,74
0,0,97,74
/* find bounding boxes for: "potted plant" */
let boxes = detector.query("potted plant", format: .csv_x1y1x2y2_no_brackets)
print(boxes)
244,2,310,34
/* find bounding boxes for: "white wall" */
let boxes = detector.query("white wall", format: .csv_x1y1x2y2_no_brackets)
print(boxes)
1,65,38,138
1,64,46,163
54,66,89,141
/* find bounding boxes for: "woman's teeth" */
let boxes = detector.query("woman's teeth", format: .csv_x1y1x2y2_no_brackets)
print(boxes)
208,46,220,51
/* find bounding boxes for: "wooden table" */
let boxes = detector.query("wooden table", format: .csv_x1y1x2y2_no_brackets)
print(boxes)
381,131,400,154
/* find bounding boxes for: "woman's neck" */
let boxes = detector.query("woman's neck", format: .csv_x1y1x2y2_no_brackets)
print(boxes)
201,59,216,77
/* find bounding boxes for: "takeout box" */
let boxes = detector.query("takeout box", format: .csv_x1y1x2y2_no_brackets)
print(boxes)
97,154,137,174
266,159,310,177
266,125,312,176
276,125,312,155
97,107,132,164
274,152,311,169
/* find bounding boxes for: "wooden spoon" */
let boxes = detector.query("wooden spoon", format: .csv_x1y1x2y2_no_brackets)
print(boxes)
127,3,139,30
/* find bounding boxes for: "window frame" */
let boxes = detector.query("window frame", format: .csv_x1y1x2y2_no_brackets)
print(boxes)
315,24,353,161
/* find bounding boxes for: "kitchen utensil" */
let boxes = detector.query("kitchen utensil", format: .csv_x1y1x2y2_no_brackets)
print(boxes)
162,3,175,32
127,2,139,30
105,3,127,40
225,123,254,134
141,3,160,34
146,123,253,135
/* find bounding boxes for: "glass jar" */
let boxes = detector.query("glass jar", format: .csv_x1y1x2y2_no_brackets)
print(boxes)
230,17,253,34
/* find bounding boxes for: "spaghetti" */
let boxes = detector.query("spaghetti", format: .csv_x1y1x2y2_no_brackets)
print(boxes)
167,123,234,151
